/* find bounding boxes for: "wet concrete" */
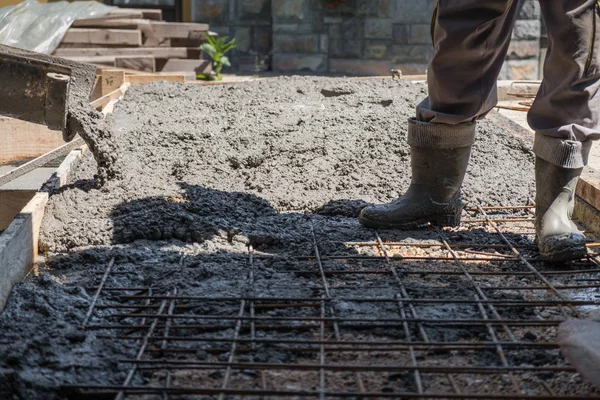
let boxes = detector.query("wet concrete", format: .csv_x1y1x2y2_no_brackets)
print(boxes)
40,77,535,253
1,77,594,399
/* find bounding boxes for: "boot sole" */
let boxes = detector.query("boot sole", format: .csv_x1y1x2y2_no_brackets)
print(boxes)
539,238,587,263
358,213,461,230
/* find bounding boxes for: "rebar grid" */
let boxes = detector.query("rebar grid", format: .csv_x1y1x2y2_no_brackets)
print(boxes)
65,203,600,399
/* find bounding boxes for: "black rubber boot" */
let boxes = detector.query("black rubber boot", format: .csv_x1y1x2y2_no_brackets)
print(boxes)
359,119,475,230
535,157,587,262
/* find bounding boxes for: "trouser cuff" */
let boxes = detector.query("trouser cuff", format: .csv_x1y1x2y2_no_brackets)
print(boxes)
407,118,476,149
533,134,592,169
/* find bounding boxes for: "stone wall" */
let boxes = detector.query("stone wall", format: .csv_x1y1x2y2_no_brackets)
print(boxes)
502,0,542,80
192,0,542,79
192,0,272,72
271,0,437,75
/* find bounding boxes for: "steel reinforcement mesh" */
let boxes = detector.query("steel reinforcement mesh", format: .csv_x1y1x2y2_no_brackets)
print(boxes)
66,202,600,399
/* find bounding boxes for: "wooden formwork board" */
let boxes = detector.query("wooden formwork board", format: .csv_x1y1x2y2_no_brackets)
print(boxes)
0,117,65,165
0,190,38,231
0,191,48,310
0,88,125,311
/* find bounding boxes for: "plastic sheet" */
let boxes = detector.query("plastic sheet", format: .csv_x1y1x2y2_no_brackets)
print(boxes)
0,0,114,54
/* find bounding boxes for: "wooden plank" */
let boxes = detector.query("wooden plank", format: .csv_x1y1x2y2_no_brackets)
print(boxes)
161,59,211,74
149,22,209,38
115,55,155,72
169,38,204,48
70,20,209,48
104,8,144,19
62,55,116,66
0,191,37,231
57,43,142,49
62,55,156,73
91,75,103,101
126,74,185,85
0,118,64,165
139,9,162,20
101,69,126,96
577,168,600,213
169,31,215,47
45,147,87,190
101,8,162,20
574,198,600,236
62,28,142,46
0,192,48,310
95,64,148,75
72,18,149,29
53,47,201,59
90,83,130,110
0,138,85,188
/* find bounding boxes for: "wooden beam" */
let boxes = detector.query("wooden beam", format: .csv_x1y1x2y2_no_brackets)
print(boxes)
62,28,142,46
53,47,201,59
0,118,64,165
115,55,155,72
161,59,211,74
126,73,185,85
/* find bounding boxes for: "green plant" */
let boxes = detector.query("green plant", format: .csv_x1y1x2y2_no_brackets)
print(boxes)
198,35,237,81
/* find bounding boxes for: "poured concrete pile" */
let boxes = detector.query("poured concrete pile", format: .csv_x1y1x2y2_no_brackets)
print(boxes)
41,77,535,253
0,77,552,399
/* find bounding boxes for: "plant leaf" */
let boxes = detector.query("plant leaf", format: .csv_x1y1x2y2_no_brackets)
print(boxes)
206,34,217,46
200,43,217,59
221,56,231,67
223,38,236,52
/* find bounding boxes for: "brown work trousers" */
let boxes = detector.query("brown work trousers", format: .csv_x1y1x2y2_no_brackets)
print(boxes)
417,0,600,168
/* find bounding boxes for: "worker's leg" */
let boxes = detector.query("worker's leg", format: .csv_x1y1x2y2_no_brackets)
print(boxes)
530,0,600,168
417,0,522,123
360,0,521,230
529,0,600,262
